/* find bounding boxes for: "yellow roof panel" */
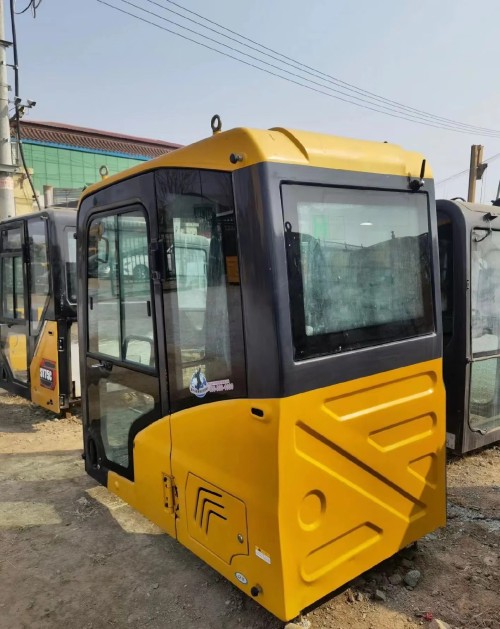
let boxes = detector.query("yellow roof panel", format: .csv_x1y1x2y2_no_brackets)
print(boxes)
81,127,432,200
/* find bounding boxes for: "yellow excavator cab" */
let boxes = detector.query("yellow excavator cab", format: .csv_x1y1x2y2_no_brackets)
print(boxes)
0,209,80,413
78,126,445,621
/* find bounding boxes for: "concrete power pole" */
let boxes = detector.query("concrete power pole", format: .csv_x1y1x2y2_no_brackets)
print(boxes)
0,0,15,219
467,144,488,203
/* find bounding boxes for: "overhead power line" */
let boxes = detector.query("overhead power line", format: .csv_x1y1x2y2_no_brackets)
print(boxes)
96,0,500,138
14,0,42,17
436,152,500,186
157,0,500,137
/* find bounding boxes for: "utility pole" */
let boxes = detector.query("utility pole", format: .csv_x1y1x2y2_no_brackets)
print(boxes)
0,0,15,219
467,144,488,203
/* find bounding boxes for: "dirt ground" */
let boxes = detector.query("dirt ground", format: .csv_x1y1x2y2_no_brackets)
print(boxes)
0,394,498,629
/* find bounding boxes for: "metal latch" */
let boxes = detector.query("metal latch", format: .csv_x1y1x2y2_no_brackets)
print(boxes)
163,474,176,514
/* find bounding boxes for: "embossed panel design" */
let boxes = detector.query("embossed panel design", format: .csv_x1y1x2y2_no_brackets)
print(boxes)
186,473,249,565
278,360,446,617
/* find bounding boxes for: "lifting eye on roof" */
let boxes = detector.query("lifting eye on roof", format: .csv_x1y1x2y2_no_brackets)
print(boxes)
483,211,498,222
473,211,497,242
99,165,109,180
408,159,426,192
211,114,222,135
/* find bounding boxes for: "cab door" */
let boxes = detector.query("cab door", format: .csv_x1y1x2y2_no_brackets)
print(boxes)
0,222,29,394
83,202,174,536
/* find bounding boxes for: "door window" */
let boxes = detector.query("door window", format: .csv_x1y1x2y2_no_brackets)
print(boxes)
437,212,453,346
88,214,120,358
469,228,500,433
1,255,25,320
88,211,155,367
86,207,159,475
65,226,77,305
92,365,158,468
2,227,22,250
156,168,246,410
471,229,500,356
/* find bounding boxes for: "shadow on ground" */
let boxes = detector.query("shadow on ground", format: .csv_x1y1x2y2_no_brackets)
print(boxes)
0,393,80,434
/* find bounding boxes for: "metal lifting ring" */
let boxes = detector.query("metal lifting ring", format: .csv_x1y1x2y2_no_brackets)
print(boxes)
211,114,222,134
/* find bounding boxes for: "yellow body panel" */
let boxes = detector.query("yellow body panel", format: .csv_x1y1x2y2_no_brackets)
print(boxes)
106,359,445,621
30,321,60,413
277,358,445,619
108,417,176,539
7,333,27,373
81,127,433,201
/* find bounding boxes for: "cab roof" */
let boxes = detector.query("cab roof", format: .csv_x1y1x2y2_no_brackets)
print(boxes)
442,199,500,215
0,207,76,227
81,126,432,202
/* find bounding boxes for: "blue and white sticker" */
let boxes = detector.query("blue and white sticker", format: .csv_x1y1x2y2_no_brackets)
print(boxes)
189,368,208,398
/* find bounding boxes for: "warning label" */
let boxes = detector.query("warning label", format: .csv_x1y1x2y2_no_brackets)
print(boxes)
39,359,57,390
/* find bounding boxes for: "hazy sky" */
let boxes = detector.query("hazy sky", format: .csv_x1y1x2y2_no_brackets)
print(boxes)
11,0,500,201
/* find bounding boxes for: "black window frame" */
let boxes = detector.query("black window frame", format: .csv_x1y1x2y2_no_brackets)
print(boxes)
26,216,51,334
470,227,500,359
437,212,454,347
282,182,436,361
86,204,158,375
64,224,77,307
0,223,27,323
155,167,248,413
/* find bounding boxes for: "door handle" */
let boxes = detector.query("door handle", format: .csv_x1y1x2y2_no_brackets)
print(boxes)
90,360,113,372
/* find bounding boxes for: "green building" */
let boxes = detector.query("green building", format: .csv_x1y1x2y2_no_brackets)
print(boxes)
12,120,180,213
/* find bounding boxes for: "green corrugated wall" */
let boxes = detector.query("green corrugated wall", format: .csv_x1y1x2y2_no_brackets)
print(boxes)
22,143,147,193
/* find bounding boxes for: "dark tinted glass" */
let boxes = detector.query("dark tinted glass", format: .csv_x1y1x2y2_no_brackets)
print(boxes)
156,168,246,410
1,227,22,251
28,218,50,332
65,226,77,305
437,212,454,346
282,184,434,359
471,229,500,357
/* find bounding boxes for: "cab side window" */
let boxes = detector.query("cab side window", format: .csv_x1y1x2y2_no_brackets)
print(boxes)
27,218,50,332
437,212,453,346
87,210,155,368
1,227,25,320
86,207,158,472
156,168,246,410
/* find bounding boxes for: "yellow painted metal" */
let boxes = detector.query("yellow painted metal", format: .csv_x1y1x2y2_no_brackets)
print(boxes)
30,320,60,413
81,127,433,202
107,359,445,620
276,357,445,619
7,333,27,374
108,417,176,539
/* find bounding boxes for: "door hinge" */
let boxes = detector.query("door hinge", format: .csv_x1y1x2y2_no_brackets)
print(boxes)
162,474,177,514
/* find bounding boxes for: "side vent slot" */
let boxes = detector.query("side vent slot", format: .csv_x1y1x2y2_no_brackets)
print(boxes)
186,473,249,564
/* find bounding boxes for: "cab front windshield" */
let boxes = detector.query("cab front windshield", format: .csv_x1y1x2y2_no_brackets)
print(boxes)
470,228,500,433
